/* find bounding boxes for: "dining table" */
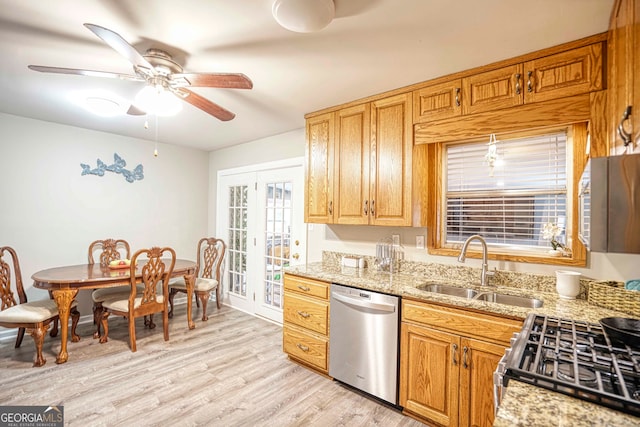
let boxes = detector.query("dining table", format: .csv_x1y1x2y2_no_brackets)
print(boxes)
32,259,197,364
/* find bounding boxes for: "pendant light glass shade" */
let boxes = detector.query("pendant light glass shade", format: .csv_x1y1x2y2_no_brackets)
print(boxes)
134,85,183,117
272,0,335,33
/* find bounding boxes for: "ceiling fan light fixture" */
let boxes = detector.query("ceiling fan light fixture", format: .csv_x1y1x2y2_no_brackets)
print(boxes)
134,85,183,117
272,0,335,33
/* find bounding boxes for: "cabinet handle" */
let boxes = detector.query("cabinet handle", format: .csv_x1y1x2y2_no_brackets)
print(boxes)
363,200,368,215
328,201,333,215
527,71,534,93
297,285,310,292
455,87,461,107
296,343,310,352
463,346,469,369
297,310,310,318
370,200,375,216
618,105,633,147
452,343,458,365
515,73,521,95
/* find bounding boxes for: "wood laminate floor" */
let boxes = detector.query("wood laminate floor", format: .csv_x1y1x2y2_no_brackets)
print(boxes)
0,303,425,426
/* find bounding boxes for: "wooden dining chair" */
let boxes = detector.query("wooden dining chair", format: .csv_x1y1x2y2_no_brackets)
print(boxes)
99,246,176,352
0,246,80,366
88,238,131,338
168,237,226,321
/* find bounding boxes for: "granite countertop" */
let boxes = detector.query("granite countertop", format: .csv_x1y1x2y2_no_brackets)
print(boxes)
285,257,638,427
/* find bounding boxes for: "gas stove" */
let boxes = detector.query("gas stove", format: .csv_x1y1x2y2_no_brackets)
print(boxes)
496,313,640,416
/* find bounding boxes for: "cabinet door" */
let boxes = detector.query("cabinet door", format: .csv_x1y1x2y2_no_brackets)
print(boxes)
458,338,505,427
370,93,413,226
305,113,335,223
523,43,604,104
413,79,462,123
334,104,371,225
400,322,460,427
462,64,523,115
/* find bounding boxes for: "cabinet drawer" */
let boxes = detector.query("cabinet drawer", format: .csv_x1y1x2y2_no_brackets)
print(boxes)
283,325,328,371
284,274,330,300
284,293,329,335
402,299,522,345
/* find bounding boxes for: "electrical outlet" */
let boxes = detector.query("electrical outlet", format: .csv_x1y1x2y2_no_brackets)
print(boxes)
392,234,400,246
416,235,425,249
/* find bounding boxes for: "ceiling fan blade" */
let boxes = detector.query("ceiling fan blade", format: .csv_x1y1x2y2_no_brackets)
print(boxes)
170,73,253,89
178,88,235,121
28,65,143,82
83,23,154,75
126,105,146,116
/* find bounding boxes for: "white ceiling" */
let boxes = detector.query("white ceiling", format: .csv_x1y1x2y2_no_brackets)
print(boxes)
0,0,613,152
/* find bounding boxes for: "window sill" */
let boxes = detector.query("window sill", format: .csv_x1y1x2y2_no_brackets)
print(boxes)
427,246,587,267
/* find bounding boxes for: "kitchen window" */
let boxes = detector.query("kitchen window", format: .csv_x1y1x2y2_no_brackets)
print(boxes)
428,124,588,266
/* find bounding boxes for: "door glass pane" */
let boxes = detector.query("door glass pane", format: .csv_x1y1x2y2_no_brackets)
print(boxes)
228,185,248,296
263,180,292,308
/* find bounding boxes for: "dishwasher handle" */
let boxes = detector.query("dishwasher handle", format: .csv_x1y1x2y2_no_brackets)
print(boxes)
332,292,396,313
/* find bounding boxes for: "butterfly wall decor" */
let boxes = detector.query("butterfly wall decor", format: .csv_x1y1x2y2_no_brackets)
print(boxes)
80,153,144,183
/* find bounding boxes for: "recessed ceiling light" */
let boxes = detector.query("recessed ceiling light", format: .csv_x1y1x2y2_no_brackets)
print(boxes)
84,96,124,117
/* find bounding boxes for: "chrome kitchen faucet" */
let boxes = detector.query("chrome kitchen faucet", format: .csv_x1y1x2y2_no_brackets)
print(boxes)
458,234,494,286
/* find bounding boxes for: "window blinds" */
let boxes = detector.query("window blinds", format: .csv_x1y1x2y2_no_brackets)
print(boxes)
445,132,567,248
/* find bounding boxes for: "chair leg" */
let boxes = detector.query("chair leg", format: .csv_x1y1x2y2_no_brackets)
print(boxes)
147,314,156,329
70,307,81,343
215,285,221,309
168,288,177,318
163,310,169,342
99,312,110,344
50,319,59,337
15,327,26,348
93,302,103,339
128,317,137,353
29,323,49,367
197,291,209,321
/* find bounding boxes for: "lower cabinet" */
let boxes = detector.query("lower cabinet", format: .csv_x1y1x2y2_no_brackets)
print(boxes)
282,274,330,374
399,299,522,427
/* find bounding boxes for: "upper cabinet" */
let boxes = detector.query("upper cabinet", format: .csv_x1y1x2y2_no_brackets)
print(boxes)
608,0,640,154
306,93,414,226
414,41,604,123
304,112,334,223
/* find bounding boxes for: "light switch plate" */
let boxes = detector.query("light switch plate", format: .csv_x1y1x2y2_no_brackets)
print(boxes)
416,235,425,249
392,234,400,246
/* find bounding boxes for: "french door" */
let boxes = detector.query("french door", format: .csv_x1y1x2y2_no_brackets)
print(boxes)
217,161,305,324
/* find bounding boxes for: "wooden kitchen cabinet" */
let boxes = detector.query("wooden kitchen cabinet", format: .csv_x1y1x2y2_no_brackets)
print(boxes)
399,299,522,427
282,274,330,374
413,79,462,123
306,92,413,226
608,0,640,154
462,64,524,115
304,112,335,223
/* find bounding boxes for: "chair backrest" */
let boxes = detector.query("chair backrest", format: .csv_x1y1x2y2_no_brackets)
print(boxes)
197,238,226,281
129,246,176,312
88,239,131,267
0,246,26,310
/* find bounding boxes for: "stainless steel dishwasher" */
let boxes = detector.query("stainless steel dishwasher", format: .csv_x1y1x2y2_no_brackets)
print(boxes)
329,283,400,405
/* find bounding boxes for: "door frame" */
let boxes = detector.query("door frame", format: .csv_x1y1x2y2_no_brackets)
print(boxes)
215,157,306,320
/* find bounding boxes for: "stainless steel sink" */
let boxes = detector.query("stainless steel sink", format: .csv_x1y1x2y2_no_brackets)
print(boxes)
416,283,543,308
473,292,543,308
417,283,478,299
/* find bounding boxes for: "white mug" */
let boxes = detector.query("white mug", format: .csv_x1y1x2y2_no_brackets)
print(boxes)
556,270,581,299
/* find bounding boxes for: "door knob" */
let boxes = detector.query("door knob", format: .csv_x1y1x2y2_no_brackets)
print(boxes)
295,240,299,246
293,253,300,260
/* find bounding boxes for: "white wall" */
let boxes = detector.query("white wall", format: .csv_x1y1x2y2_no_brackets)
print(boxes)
0,113,209,312
207,129,305,233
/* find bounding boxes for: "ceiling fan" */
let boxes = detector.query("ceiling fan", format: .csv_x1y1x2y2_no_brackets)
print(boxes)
28,23,253,121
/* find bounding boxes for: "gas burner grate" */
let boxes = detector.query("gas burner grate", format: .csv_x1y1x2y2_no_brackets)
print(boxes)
503,313,640,416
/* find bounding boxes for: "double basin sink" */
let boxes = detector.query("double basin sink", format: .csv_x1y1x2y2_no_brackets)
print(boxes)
417,283,543,308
